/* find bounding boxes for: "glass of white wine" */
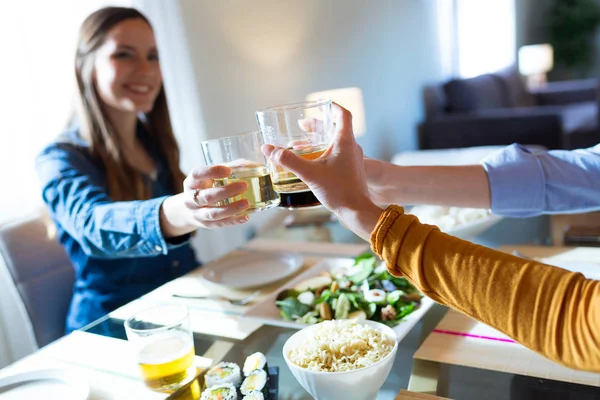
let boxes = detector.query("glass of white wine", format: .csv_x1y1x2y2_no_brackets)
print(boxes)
125,305,196,393
256,100,335,210
201,131,280,214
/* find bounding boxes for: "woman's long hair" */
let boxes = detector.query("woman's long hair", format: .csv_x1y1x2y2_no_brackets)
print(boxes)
74,7,186,201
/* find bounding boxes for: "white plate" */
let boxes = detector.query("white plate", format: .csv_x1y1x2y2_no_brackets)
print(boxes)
0,369,90,400
201,252,304,289
243,257,435,340
408,205,503,239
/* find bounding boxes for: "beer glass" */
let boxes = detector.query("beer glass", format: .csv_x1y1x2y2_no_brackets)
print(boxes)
201,131,280,214
256,100,335,209
125,305,196,393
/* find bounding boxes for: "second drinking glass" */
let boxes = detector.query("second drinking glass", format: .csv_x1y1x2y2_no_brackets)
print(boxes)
256,100,335,210
201,131,280,214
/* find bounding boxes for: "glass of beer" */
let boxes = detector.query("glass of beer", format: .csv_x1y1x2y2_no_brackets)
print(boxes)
201,131,280,214
256,100,335,209
125,305,196,393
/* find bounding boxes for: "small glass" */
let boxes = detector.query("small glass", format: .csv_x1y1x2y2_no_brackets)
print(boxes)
125,305,196,393
201,131,280,214
256,100,335,210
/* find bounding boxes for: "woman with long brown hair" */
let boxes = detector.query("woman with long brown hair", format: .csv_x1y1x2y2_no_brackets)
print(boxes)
35,7,250,332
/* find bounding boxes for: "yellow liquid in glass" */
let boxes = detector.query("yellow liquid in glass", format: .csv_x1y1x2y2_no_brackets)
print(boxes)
213,165,280,213
137,332,196,393
269,145,327,193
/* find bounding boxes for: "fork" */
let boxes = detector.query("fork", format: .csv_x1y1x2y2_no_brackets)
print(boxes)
171,290,261,306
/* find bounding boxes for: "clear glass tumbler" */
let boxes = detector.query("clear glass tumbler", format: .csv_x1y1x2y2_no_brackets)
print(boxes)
256,100,335,210
201,131,280,214
125,305,196,393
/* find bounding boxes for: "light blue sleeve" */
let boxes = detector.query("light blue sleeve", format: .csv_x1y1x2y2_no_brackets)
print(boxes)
481,143,600,217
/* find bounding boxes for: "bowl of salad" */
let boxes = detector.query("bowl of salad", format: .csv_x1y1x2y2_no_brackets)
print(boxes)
243,253,433,336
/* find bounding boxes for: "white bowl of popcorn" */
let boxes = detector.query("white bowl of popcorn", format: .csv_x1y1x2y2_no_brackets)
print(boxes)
408,205,503,239
282,320,398,400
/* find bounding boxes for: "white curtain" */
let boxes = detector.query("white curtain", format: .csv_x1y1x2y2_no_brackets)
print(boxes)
141,0,273,262
435,0,516,79
136,0,209,173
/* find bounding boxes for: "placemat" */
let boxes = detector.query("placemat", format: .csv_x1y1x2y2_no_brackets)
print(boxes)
414,310,600,387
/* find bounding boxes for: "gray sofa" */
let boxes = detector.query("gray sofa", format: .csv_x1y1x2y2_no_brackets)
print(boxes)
418,67,599,150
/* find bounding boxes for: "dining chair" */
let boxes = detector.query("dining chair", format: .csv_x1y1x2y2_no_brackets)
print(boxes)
0,210,74,350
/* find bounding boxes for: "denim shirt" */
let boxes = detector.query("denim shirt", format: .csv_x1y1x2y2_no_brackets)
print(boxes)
482,143,600,217
35,124,198,333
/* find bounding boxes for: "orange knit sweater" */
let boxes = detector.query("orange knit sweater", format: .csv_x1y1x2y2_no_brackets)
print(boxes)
370,205,600,372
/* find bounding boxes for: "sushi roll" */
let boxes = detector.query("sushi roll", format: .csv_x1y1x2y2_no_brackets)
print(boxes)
200,383,238,400
240,369,268,396
242,352,268,377
242,390,265,400
205,362,242,388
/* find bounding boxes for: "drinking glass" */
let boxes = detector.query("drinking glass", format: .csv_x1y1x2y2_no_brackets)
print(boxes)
125,305,196,393
256,100,335,210
201,131,280,214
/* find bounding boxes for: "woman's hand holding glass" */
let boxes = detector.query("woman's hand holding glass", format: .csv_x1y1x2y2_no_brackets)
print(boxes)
160,165,250,237
261,103,383,241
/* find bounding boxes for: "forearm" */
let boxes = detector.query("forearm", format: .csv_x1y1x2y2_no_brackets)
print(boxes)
37,145,194,257
160,193,197,238
46,191,190,258
371,205,600,371
365,159,491,208
77,197,184,258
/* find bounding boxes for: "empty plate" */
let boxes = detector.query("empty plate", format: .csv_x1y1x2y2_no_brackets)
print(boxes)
0,369,90,400
201,252,304,289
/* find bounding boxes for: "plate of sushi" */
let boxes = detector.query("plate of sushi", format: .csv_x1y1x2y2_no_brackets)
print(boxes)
196,352,277,400
243,253,435,341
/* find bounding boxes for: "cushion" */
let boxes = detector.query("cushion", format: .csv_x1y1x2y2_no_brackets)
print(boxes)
444,74,509,113
493,66,537,108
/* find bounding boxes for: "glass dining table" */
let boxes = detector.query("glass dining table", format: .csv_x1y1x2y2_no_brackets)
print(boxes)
82,209,600,400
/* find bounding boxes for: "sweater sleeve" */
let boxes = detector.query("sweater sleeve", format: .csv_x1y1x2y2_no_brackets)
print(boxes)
370,205,600,372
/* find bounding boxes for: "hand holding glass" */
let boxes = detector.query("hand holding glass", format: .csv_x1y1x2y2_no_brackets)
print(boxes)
201,131,280,214
256,100,335,209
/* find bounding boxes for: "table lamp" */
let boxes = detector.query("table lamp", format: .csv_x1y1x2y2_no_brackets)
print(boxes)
518,44,554,90
306,87,366,138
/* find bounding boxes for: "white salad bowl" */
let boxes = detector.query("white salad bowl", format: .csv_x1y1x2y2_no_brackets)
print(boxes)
282,320,398,400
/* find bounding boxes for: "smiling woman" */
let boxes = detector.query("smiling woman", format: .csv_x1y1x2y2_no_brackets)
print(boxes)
34,6,254,334
73,9,178,200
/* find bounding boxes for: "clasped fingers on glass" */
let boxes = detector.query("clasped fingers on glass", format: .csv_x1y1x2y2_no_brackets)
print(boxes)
256,100,335,210
200,131,280,215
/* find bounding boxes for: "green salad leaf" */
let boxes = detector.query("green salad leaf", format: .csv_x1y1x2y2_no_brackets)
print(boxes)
334,293,351,319
349,254,376,284
276,297,311,321
386,290,404,305
396,303,416,320
316,289,334,305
